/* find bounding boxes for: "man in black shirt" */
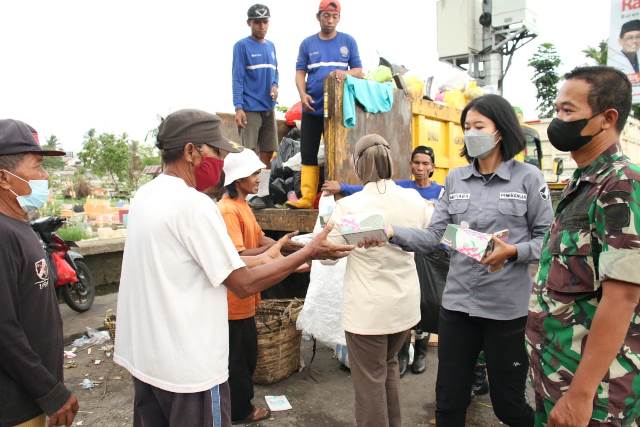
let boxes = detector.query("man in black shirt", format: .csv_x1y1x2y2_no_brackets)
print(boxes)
0,119,79,427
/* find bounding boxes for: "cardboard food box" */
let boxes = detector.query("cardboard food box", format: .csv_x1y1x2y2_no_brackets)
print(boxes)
440,224,509,265
335,213,388,246
292,213,388,246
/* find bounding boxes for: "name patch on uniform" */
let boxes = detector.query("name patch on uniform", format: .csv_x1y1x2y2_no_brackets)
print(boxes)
499,192,528,201
449,193,471,201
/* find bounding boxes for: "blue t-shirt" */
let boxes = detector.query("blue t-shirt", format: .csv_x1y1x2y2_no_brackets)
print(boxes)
296,32,362,116
232,37,279,112
340,180,444,201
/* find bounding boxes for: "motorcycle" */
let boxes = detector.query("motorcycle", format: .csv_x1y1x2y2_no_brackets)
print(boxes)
30,216,96,312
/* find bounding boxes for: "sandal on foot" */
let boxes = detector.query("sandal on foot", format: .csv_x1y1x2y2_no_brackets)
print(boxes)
232,406,271,425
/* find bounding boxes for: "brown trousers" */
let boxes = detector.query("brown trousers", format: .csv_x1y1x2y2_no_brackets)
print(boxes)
13,414,45,427
345,330,411,427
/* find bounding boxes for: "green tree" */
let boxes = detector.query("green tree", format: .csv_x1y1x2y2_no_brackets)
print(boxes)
126,140,159,191
582,40,608,65
78,129,129,191
42,135,65,171
528,43,561,118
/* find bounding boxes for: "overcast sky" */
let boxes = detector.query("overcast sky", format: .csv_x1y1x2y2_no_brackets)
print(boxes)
0,0,609,152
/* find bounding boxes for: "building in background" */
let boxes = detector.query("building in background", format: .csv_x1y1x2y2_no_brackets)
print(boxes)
525,117,640,182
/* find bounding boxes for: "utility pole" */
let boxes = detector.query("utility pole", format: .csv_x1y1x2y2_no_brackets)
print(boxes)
437,0,538,94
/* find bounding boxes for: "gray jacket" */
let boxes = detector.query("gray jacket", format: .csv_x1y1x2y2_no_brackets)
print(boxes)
391,159,553,320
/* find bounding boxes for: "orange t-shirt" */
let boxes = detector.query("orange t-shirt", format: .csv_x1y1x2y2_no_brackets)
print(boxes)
218,195,264,320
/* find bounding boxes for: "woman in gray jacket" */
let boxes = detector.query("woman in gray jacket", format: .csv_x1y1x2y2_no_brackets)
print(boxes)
387,95,553,427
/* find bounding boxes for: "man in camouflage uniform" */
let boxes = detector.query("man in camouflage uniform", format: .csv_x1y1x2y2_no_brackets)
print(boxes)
527,66,640,427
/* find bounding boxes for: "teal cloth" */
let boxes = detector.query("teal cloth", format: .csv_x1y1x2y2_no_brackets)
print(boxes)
343,76,394,128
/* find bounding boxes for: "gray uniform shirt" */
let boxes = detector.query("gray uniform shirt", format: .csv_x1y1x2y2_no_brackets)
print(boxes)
391,159,553,320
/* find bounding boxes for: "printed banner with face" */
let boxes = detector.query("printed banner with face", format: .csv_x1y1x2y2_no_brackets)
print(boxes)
608,0,640,104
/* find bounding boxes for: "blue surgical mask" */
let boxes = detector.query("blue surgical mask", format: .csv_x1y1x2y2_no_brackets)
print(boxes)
3,170,50,210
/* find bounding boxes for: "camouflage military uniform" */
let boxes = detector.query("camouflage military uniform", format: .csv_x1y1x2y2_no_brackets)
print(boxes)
526,145,640,426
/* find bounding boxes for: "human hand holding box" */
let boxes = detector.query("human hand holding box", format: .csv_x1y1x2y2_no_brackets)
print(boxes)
334,213,388,246
440,224,509,270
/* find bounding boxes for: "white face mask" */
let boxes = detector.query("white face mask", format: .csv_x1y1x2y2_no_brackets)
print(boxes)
464,129,499,159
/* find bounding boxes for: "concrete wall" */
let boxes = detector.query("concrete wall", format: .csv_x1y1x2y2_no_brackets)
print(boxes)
76,238,124,290
73,236,308,298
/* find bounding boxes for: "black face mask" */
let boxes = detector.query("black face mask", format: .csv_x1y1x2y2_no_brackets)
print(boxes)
546,112,604,152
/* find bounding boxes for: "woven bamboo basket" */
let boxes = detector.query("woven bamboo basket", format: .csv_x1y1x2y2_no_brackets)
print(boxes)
104,310,117,343
253,298,304,385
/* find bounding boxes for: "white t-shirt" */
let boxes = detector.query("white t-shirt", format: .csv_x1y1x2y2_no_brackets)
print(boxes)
114,175,245,393
330,180,433,335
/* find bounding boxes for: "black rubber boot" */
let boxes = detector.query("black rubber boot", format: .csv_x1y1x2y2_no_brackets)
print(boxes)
397,338,410,378
411,335,428,374
471,364,489,396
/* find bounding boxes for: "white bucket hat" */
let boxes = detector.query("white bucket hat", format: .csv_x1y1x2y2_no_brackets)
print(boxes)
223,148,265,186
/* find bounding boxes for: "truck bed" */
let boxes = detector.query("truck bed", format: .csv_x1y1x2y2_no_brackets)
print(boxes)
254,208,318,233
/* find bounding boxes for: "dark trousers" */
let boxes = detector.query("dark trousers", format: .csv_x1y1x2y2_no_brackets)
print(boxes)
133,377,231,427
345,330,411,427
228,317,258,421
436,308,533,427
300,112,324,165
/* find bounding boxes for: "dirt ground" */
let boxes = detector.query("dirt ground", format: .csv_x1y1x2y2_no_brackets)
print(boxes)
63,340,504,427
61,294,506,427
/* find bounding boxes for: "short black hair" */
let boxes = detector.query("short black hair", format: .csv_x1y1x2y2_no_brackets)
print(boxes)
225,182,239,199
161,147,184,164
0,153,26,172
460,94,525,162
564,66,632,132
161,143,205,165
412,146,435,164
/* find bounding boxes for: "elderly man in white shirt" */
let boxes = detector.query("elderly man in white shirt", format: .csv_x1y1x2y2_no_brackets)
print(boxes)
114,109,353,427
329,134,433,427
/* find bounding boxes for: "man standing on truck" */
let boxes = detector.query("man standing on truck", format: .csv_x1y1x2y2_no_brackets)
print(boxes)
287,0,364,209
232,3,279,167
527,66,640,426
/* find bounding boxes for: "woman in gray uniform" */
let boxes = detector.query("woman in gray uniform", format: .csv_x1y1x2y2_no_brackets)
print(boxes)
387,94,553,427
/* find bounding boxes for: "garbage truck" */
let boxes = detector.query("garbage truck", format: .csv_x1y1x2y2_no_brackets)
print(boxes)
216,73,563,235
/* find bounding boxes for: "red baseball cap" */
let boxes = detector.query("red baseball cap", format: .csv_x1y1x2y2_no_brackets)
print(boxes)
318,0,341,13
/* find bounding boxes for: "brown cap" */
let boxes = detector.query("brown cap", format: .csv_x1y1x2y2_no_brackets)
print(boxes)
156,109,242,153
318,0,340,13
0,119,65,157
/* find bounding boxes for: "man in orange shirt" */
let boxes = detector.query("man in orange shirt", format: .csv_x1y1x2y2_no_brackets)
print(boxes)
218,149,293,424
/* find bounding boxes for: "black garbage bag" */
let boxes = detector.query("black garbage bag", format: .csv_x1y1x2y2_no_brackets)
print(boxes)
270,132,301,205
269,178,288,204
414,248,450,334
270,132,300,178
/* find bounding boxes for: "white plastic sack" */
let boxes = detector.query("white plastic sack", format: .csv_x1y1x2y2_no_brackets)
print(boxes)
282,152,301,172
296,195,347,347
282,144,325,172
